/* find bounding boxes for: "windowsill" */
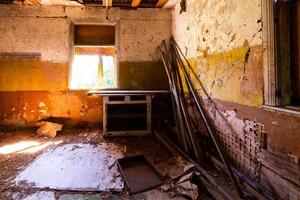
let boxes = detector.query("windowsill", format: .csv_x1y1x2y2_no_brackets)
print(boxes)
261,105,300,117
69,88,117,91
74,45,115,48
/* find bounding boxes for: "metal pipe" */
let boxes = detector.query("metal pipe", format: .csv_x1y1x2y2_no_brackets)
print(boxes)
154,130,242,200
164,46,191,152
158,46,189,151
170,38,243,197
161,41,193,152
169,46,203,163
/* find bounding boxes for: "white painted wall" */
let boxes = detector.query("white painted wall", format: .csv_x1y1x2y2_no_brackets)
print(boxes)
0,5,172,63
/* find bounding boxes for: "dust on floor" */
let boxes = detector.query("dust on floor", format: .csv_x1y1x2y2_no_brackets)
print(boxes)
15,143,124,192
0,128,207,200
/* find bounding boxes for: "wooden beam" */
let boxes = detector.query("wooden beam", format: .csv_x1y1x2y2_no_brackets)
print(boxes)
155,0,168,8
25,0,41,5
258,149,300,186
131,0,141,7
262,0,278,106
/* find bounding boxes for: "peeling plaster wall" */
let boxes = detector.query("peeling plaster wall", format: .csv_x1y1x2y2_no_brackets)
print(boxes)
118,13,170,89
0,17,69,63
0,5,171,127
172,0,263,106
172,0,262,58
0,6,171,63
0,91,102,127
172,0,300,199
171,0,300,156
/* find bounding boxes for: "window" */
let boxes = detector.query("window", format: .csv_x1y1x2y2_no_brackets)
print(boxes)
275,0,300,107
263,0,300,109
70,25,116,89
289,1,300,106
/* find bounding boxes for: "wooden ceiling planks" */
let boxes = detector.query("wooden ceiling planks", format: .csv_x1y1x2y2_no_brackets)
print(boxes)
11,0,170,8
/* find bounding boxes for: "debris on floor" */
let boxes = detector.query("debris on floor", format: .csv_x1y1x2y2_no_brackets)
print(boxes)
21,191,55,200
131,189,186,200
153,154,200,200
176,181,198,200
58,194,102,200
0,129,215,200
117,155,162,193
154,155,194,179
15,143,124,192
37,122,63,138
177,172,194,184
159,183,171,191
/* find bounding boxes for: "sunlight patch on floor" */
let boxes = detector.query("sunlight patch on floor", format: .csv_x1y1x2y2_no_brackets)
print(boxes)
0,141,63,155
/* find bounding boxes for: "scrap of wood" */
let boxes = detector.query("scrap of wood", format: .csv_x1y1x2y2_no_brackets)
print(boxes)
258,149,300,186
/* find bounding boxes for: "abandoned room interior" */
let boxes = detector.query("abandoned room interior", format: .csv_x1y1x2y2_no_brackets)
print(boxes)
0,0,299,199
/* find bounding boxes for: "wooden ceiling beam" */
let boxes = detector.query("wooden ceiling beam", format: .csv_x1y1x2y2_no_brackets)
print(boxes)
25,0,41,5
131,0,141,7
155,0,168,8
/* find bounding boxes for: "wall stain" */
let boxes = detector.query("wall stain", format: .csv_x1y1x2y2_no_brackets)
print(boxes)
187,46,264,106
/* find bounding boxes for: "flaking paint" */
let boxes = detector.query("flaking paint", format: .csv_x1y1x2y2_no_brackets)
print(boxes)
187,46,264,106
0,5,171,127
172,0,300,197
0,91,102,127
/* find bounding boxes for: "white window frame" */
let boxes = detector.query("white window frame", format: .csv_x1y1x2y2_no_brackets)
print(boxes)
68,20,119,90
262,0,300,115
262,0,278,107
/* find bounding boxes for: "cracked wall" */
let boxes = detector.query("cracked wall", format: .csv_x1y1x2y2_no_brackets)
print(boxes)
0,5,171,127
172,0,263,106
172,0,300,157
172,0,300,199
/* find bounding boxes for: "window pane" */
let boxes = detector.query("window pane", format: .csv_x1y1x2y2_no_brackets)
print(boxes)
103,56,115,88
70,47,116,89
70,55,100,89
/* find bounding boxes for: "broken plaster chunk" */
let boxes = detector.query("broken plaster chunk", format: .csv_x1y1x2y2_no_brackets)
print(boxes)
168,157,194,179
37,122,63,138
176,181,198,200
183,163,194,172
160,184,171,191
177,172,194,184
155,156,194,179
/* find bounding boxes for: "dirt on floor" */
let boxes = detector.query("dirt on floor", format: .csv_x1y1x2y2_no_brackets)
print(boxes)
0,128,213,200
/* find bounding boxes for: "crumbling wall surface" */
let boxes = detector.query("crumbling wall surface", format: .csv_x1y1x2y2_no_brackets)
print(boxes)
0,5,171,127
172,0,263,106
118,9,171,89
0,17,69,63
203,99,300,199
0,91,102,127
172,0,300,199
172,0,262,58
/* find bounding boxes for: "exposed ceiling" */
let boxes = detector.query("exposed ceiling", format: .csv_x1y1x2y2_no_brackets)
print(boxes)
0,0,179,8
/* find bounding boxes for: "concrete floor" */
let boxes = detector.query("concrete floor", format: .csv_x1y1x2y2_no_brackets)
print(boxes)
15,143,124,192
0,128,203,200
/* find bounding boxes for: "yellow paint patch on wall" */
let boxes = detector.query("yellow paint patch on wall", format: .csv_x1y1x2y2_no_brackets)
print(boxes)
0,59,68,91
119,61,169,89
186,46,264,106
